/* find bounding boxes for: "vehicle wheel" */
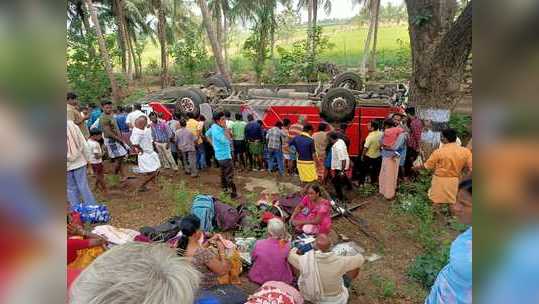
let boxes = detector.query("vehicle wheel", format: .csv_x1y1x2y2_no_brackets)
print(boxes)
320,88,356,123
331,72,363,91
173,89,202,117
205,74,232,96
188,87,208,104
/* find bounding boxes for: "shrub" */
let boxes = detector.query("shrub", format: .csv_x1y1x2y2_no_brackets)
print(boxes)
169,27,212,84
449,113,472,140
407,243,450,289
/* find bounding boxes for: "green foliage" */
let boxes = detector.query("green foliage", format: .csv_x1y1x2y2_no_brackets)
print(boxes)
67,33,112,104
122,89,146,104
242,29,271,82
407,243,450,289
171,181,197,216
169,27,212,84
145,59,160,76
394,172,451,289
370,275,397,299
375,38,411,80
449,113,472,140
273,26,334,84
355,183,377,198
235,202,266,239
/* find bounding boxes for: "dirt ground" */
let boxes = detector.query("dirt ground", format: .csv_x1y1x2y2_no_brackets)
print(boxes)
92,160,455,304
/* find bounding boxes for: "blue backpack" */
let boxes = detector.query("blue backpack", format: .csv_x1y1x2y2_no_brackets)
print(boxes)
191,195,215,232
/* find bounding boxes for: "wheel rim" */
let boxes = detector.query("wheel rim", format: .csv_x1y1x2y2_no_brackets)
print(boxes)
331,97,349,112
178,97,195,112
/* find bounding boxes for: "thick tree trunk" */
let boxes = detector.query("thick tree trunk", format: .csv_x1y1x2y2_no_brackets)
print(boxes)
155,0,168,88
311,0,318,59
368,0,380,74
215,3,223,59
405,0,472,149
196,0,230,82
84,0,121,103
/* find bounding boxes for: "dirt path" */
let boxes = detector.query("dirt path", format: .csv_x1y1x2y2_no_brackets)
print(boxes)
92,162,452,303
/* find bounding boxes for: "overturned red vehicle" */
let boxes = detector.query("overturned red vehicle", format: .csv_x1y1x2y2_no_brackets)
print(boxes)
143,73,405,157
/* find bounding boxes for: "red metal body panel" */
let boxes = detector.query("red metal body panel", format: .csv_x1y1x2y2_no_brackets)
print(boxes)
261,104,397,157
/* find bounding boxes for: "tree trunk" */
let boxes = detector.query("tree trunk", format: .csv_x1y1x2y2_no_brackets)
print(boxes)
215,3,223,59
307,0,313,34
155,0,168,88
368,0,380,74
405,0,472,150
311,0,318,58
75,1,96,59
223,13,229,70
113,0,127,76
360,0,376,75
196,0,230,82
127,30,139,79
84,0,121,103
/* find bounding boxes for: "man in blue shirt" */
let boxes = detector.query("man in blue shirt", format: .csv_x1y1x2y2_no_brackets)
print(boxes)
244,114,264,171
86,103,102,130
205,112,238,198
289,124,317,183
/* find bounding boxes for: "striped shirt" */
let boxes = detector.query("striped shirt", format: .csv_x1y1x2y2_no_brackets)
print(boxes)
266,127,286,150
150,121,173,143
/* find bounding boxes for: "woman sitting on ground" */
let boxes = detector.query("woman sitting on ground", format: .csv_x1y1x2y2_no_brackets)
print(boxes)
176,214,231,290
249,218,294,285
291,185,332,235
67,206,106,266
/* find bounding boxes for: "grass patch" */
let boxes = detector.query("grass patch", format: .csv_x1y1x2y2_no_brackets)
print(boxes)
370,274,398,299
170,181,198,216
105,174,120,187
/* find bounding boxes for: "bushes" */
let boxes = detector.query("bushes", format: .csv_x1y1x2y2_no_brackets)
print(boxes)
394,172,451,290
449,113,472,140
169,27,212,84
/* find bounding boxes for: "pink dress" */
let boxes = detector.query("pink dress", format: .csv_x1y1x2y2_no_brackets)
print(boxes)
248,238,294,285
293,196,332,234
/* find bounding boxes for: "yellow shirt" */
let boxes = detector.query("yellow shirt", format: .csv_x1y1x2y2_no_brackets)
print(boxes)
186,118,202,144
424,142,472,177
364,130,383,158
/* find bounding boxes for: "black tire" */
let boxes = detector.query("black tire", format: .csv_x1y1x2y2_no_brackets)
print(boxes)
205,74,232,92
188,87,208,104
173,89,202,117
320,88,356,123
331,72,363,91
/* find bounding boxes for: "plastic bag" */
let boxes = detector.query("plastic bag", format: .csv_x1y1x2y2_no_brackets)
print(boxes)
72,203,110,224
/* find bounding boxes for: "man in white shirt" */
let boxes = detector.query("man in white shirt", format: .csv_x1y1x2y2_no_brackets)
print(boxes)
67,120,96,207
329,132,352,202
126,103,147,130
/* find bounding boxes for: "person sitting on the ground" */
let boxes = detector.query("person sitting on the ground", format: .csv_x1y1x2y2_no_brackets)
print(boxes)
249,218,294,285
130,116,161,192
288,234,364,304
290,185,332,235
176,215,231,290
69,242,200,304
67,206,106,267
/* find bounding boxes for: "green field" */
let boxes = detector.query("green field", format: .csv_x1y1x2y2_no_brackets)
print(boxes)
141,23,409,72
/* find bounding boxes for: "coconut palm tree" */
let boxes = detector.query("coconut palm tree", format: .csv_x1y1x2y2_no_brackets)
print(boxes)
353,0,380,75
197,0,230,81
84,0,121,102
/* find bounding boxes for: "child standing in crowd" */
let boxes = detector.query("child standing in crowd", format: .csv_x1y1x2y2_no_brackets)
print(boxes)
381,118,403,157
87,129,108,195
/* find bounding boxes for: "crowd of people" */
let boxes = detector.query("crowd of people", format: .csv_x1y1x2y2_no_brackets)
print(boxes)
66,91,473,304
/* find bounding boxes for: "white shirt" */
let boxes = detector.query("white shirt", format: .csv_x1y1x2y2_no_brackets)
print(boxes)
87,139,103,164
331,139,350,171
130,127,161,173
126,110,147,129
